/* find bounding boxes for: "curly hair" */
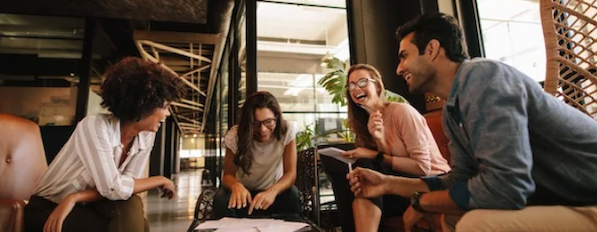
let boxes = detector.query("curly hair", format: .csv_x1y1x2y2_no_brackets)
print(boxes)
100,57,185,122
396,13,469,63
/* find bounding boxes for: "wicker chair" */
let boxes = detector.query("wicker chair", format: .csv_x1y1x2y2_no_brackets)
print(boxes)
540,0,597,119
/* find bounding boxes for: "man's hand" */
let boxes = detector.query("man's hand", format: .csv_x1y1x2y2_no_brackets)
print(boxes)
229,182,252,209
346,167,387,198
403,206,429,232
248,189,277,215
342,147,377,159
367,110,384,140
43,195,76,232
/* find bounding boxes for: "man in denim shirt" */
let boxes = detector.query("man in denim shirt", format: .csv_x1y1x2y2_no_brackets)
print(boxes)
347,13,597,232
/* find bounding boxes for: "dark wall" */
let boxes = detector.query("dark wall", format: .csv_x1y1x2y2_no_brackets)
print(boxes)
150,125,166,176
347,0,438,113
40,126,76,164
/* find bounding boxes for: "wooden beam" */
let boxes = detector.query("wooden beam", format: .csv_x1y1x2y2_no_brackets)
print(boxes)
138,40,212,63
171,102,203,111
181,64,211,78
134,30,219,44
180,99,205,108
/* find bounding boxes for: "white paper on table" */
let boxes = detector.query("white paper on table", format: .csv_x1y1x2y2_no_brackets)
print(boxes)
317,147,356,164
214,228,259,232
257,221,309,232
196,217,277,229
196,218,308,232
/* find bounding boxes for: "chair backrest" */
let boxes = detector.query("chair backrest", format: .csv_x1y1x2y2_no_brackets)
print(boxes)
423,110,451,164
295,147,317,221
540,0,597,119
0,113,48,200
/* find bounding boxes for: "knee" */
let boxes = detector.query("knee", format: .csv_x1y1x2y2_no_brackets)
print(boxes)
117,195,144,215
213,189,231,207
455,210,493,232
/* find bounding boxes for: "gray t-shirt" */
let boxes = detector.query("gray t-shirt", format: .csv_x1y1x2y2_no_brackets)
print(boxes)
224,121,297,190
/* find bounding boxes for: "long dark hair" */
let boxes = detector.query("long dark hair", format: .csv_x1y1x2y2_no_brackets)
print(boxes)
234,91,288,175
346,64,386,149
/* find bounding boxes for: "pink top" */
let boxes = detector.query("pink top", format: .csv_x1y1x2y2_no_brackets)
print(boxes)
382,102,450,176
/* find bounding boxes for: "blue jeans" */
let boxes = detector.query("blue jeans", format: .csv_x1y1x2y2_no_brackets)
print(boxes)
213,185,301,218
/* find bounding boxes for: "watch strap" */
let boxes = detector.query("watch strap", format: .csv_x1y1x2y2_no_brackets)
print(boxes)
411,191,427,213
375,152,384,162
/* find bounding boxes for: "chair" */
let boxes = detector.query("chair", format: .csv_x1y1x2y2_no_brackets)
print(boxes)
540,0,597,119
0,113,48,232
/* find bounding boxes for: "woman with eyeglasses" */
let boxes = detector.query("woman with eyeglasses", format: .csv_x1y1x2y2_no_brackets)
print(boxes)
334,64,450,232
213,91,300,218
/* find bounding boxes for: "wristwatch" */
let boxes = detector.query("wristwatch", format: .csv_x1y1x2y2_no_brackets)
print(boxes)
410,191,427,213
375,152,384,162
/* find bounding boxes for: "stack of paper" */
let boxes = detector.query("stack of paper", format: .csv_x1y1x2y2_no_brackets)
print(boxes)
195,217,310,232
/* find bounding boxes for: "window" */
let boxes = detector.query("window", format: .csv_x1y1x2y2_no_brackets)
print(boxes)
477,0,546,82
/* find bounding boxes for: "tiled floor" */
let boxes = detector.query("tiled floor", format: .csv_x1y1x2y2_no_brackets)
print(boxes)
146,170,203,232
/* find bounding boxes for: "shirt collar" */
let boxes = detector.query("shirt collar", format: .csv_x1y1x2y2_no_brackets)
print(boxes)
111,115,121,147
110,115,148,151
446,59,470,108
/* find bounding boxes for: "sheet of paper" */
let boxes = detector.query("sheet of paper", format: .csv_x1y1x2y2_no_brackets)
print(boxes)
197,218,309,232
197,217,277,229
317,147,356,164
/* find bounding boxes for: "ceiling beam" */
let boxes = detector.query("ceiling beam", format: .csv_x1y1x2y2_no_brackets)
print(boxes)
180,99,204,108
134,30,219,44
171,102,203,111
181,64,211,78
138,40,212,63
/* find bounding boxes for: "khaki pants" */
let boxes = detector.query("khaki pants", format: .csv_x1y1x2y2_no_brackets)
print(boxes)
442,205,597,232
25,195,149,232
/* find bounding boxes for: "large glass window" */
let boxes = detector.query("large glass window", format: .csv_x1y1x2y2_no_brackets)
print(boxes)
256,0,350,207
256,1,349,132
477,0,546,82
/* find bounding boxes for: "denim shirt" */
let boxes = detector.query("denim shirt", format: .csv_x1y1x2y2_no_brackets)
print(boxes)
423,58,597,210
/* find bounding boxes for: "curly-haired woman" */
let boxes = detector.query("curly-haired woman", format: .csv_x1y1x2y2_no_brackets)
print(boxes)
24,57,185,232
213,91,300,218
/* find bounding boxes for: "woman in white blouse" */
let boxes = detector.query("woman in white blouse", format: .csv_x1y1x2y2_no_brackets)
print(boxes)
214,91,300,218
25,57,184,232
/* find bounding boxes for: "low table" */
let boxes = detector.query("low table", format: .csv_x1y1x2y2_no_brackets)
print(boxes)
188,213,325,232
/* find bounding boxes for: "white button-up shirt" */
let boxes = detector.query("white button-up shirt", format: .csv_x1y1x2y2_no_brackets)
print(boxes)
34,114,155,203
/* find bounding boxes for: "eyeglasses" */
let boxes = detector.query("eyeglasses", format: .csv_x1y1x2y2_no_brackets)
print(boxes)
346,78,376,91
253,118,277,129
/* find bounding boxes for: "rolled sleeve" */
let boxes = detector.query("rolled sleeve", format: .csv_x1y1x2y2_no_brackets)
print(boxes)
394,103,432,175
459,62,535,210
75,116,134,200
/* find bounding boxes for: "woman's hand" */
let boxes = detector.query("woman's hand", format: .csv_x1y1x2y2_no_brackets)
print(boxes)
367,110,384,140
229,182,252,209
160,177,177,199
342,147,378,159
43,195,77,232
248,189,277,215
